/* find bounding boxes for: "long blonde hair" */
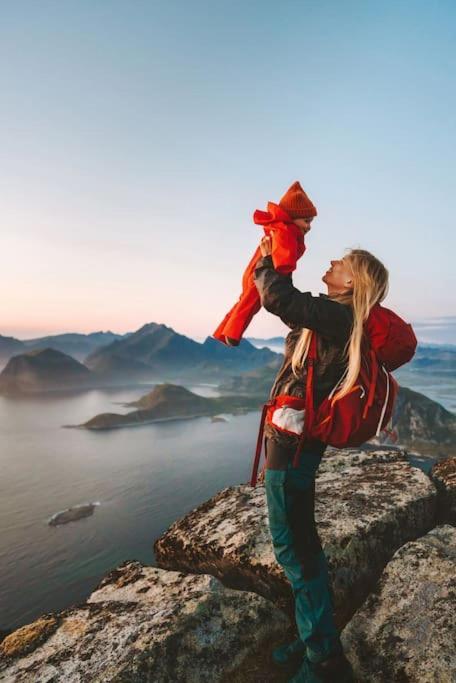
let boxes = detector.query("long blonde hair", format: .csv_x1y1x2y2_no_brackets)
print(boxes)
290,248,389,402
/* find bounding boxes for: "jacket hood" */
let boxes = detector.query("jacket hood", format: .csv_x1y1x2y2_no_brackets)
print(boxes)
252,201,296,226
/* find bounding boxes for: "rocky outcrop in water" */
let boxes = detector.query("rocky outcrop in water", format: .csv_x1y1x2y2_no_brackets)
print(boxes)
48,503,98,526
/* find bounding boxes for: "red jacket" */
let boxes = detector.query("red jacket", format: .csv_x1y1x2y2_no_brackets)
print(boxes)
212,203,306,346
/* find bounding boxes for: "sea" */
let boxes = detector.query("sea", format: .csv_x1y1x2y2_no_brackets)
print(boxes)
0,369,454,632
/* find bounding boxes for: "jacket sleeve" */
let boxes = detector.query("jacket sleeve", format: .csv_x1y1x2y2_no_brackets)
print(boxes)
253,254,353,344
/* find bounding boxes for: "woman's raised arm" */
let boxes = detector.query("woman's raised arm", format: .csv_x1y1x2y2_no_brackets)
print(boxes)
253,254,353,344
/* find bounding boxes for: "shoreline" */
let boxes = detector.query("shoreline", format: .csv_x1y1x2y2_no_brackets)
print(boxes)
63,409,254,430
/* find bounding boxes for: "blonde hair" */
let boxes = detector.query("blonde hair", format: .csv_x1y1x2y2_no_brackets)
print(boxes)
290,248,389,403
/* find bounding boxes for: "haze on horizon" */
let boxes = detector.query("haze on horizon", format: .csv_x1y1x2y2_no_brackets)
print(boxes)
1,1,455,342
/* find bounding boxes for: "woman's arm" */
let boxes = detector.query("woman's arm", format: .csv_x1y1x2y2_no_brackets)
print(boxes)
253,254,353,344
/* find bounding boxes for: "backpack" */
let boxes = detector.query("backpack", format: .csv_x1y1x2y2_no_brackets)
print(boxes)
250,303,417,486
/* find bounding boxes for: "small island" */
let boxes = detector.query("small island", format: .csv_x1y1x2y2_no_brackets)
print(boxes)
65,383,263,430
48,503,98,526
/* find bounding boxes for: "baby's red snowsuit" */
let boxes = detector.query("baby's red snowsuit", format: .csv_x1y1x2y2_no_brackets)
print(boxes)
212,202,306,346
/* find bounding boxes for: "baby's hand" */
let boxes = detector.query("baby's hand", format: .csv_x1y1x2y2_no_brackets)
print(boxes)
260,235,272,257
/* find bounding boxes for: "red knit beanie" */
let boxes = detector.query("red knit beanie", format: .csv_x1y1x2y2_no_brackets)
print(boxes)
278,181,317,219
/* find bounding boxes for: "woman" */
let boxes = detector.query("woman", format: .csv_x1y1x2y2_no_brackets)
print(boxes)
253,221,389,683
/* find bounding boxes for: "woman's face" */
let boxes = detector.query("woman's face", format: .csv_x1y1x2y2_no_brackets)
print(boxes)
322,257,354,294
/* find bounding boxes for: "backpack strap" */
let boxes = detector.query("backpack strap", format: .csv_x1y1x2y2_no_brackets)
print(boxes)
361,337,393,435
375,365,391,436
250,398,275,486
292,330,318,468
251,330,320,484
362,346,379,419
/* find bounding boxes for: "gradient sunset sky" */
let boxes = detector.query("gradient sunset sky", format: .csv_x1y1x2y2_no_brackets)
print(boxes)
1,1,455,343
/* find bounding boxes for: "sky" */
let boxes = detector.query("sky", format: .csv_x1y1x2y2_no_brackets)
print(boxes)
1,1,455,343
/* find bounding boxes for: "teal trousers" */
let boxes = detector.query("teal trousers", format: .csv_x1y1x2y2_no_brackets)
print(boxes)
264,437,343,663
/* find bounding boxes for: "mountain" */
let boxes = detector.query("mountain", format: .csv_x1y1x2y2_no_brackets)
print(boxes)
0,335,25,367
0,348,97,396
217,356,283,396
21,331,126,363
407,343,456,370
245,335,289,347
84,322,279,382
379,385,456,456
126,383,213,411
0,331,127,371
248,337,456,374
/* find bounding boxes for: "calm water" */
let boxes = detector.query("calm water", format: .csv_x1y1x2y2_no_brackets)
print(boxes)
393,366,456,413
0,374,454,632
0,383,258,631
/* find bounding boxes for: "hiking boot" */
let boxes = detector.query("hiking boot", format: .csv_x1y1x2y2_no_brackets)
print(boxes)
288,650,355,683
272,637,307,666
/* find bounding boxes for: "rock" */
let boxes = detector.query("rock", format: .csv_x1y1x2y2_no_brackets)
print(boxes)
429,456,456,524
0,561,290,683
0,617,59,659
48,502,98,526
154,448,437,625
341,524,456,682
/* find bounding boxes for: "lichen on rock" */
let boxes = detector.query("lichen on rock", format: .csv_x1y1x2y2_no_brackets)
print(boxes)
341,524,456,682
429,456,456,524
0,562,290,682
154,448,437,625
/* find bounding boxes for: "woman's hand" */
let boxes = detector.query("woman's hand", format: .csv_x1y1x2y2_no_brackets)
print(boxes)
259,234,272,257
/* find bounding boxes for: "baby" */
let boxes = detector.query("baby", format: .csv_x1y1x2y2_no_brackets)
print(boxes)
260,180,317,256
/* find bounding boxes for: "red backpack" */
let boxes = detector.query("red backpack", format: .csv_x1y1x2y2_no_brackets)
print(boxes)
250,303,417,486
